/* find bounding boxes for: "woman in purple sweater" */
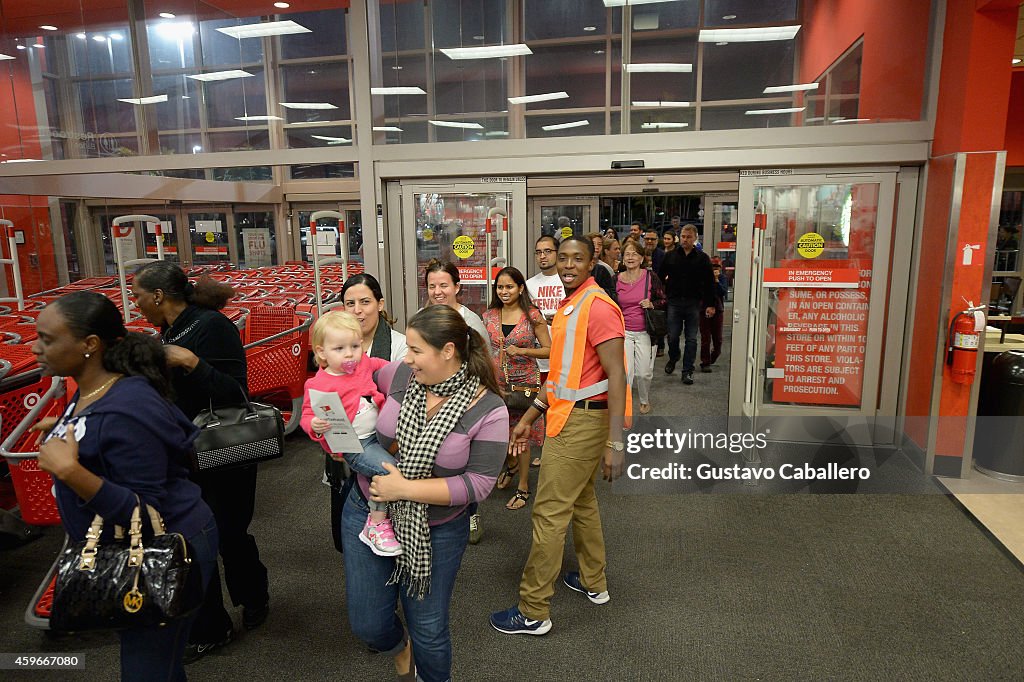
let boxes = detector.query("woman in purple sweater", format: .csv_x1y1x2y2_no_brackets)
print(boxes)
342,305,508,682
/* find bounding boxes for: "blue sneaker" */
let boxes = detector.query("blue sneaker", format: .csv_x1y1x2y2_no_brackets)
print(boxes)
489,606,552,636
562,572,610,604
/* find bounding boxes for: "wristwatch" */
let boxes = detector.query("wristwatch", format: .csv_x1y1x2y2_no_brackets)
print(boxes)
606,440,624,452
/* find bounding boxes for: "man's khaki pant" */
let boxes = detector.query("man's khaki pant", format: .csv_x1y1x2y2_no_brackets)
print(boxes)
518,407,609,621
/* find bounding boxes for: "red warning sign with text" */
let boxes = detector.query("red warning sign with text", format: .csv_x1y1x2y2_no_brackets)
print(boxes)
770,260,871,406
457,266,502,284
762,268,858,288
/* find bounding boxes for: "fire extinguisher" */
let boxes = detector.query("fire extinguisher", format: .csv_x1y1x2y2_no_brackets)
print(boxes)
946,304,985,384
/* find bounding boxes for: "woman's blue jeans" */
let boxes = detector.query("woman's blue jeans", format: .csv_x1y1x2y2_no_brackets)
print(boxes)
342,485,468,682
117,515,219,681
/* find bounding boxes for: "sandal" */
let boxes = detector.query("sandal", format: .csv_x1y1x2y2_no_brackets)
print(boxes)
496,464,516,490
506,489,530,510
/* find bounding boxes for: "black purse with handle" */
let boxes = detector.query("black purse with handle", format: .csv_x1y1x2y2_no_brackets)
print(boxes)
50,500,203,632
643,270,668,340
191,384,284,472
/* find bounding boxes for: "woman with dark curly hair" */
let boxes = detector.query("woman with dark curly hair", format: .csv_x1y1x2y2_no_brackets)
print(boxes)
132,260,267,662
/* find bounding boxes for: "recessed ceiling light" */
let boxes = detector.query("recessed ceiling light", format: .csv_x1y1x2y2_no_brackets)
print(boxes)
118,95,169,105
700,26,801,42
542,120,589,131
716,42,728,46
371,86,427,95
744,107,804,115
188,69,254,81
485,131,510,136
274,2,291,8
279,102,338,109
440,44,532,60
93,35,108,42
508,91,569,105
1014,58,1022,65
429,120,484,129
583,26,597,32
39,25,58,31
0,54,14,60
217,20,310,39
625,63,692,73
594,50,605,55
373,126,403,132
391,65,403,70
16,45,26,50
235,115,284,121
75,33,86,39
763,83,819,93
472,35,485,40
109,33,123,40
31,42,45,48
723,14,737,20
159,12,176,19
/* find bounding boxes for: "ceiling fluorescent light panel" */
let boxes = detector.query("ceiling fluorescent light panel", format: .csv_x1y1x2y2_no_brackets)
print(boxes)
508,91,569,105
440,44,531,60
279,102,337,110
118,95,169,105
641,122,688,128
625,63,692,73
632,100,690,107
699,26,801,42
429,120,484,129
217,20,310,40
370,87,427,95
0,54,15,60
763,83,818,93
311,135,351,144
236,115,284,121
373,126,403,132
604,0,681,6
188,70,254,82
542,120,589,131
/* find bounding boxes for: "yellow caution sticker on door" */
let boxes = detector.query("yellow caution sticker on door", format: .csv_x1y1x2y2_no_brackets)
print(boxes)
205,232,216,243
796,232,824,258
452,235,475,259
422,228,434,241
560,226,573,240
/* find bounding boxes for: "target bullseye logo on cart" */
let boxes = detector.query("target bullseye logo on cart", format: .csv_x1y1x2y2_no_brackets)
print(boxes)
452,235,475,259
291,343,301,356
23,393,40,409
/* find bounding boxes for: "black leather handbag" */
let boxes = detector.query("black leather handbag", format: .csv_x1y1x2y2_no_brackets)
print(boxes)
192,386,285,472
50,501,203,633
501,345,541,413
643,271,668,340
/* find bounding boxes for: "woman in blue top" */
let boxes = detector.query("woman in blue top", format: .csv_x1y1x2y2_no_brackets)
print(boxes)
35,291,218,682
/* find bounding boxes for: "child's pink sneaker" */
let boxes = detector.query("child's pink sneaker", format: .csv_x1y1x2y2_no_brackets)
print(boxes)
359,515,403,556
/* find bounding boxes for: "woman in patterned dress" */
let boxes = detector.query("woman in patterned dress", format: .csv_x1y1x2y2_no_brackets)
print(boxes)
482,267,551,510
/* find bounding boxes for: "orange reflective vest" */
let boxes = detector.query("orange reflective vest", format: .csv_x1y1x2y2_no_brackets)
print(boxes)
545,281,632,437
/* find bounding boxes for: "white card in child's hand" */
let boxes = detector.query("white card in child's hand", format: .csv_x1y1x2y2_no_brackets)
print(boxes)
309,389,364,454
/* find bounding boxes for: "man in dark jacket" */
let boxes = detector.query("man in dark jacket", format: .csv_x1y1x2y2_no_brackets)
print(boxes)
657,224,716,384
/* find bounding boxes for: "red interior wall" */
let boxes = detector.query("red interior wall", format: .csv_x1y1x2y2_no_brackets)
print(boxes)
1006,70,1024,167
800,0,931,122
0,49,60,294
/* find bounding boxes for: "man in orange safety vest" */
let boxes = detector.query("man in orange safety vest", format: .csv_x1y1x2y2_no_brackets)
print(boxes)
490,235,629,637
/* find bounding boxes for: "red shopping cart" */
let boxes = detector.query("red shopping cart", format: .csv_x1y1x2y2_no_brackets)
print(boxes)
243,305,313,435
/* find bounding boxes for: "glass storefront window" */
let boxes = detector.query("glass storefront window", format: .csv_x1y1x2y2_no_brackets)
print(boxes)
701,41,796,102
70,30,134,77
431,0,510,49
285,125,354,149
289,163,356,180
280,10,348,59
703,0,798,26
77,80,138,135
199,18,263,67
380,0,426,52
189,212,230,264
526,45,608,110
204,67,268,128
147,20,197,71
235,211,277,268
281,63,351,123
524,2,608,41
208,130,271,153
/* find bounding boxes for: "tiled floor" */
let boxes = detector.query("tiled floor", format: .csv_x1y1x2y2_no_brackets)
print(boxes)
940,468,1024,563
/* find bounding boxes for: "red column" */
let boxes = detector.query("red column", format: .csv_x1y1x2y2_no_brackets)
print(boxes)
904,0,1019,475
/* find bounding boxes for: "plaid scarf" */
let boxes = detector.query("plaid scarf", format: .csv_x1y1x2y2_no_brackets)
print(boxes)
390,362,478,599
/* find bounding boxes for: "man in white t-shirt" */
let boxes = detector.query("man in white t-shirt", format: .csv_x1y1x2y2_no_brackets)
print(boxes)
525,235,564,374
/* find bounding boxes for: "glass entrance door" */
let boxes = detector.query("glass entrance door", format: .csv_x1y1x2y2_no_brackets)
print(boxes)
730,171,897,443
705,193,739,298
292,203,364,268
531,198,599,253
400,181,526,321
